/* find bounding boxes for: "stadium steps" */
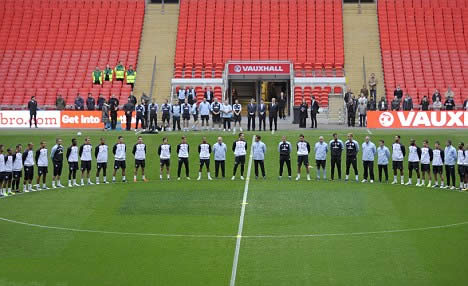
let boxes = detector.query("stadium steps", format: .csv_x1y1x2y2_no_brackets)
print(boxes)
328,94,346,124
133,4,179,103
343,3,385,99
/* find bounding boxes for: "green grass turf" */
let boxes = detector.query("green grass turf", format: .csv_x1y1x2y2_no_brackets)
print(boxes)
0,129,467,285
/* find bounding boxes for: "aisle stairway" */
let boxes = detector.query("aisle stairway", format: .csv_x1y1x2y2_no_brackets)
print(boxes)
133,4,179,103
343,3,384,99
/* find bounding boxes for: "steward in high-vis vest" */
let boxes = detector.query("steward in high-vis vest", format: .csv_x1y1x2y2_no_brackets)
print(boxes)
92,67,103,85
115,61,125,81
104,64,114,82
126,65,136,89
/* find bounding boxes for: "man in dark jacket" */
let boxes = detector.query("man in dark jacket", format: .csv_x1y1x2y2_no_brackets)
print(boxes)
344,88,353,104
109,95,119,130
204,87,213,103
367,96,376,111
258,100,267,131
310,96,319,128
127,92,137,106
432,89,442,103
347,99,356,127
247,98,256,131
278,92,287,119
97,94,106,110
394,85,403,99
28,96,38,128
123,100,134,131
402,94,413,111
299,99,308,128
391,97,401,111
378,96,388,111
268,98,279,131
420,96,430,111
56,94,66,110
444,96,455,110
86,93,96,110
74,94,84,110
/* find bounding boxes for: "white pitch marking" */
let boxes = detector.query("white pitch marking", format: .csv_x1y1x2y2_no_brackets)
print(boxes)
229,135,255,286
367,129,373,134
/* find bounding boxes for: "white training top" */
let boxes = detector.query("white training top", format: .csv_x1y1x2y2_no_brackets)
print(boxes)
80,144,93,161
4,155,13,172
297,141,310,156
233,140,247,157
13,152,23,171
392,143,404,161
37,148,48,167
96,145,108,163
457,149,465,165
114,143,126,161
199,143,211,159
432,149,443,166
159,144,171,160
420,147,431,164
464,150,468,166
23,150,35,166
408,145,420,162
68,146,79,162
0,154,5,172
178,143,189,158
134,143,146,160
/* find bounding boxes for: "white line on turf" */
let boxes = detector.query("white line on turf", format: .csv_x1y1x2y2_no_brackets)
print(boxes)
229,135,255,286
0,216,467,239
367,129,372,134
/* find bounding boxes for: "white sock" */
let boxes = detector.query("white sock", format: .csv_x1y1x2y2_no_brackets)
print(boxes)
8,188,11,193
199,172,202,177
42,183,46,188
73,179,76,184
28,184,32,190
401,177,404,184
103,176,106,182
409,179,412,184
460,183,464,189
160,174,163,179
317,169,321,178
393,175,397,181
417,179,420,184
52,181,56,187
167,174,170,179
345,175,349,180
134,175,137,180
142,175,145,180
88,178,91,183
122,176,126,181
81,179,84,184
68,179,71,185
307,174,311,180
421,179,425,185
355,175,359,181
113,176,116,181
323,170,327,179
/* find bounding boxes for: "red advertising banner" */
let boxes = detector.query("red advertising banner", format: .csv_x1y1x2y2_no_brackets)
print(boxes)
367,111,468,128
228,63,291,75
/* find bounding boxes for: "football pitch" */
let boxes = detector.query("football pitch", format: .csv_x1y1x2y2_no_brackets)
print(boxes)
0,128,467,286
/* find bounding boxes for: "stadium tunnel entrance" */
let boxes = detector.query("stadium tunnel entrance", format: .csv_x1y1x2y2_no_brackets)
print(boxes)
226,61,293,116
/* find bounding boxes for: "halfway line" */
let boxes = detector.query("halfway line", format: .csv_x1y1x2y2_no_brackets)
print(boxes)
229,135,255,286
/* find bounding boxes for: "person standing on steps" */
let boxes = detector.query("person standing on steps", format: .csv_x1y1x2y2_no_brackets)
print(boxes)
28,96,38,128
310,96,319,128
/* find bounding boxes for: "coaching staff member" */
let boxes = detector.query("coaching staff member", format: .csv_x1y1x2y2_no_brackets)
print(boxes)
28,96,38,128
345,133,359,182
268,98,278,132
213,137,227,179
329,133,344,180
278,136,292,180
247,98,257,131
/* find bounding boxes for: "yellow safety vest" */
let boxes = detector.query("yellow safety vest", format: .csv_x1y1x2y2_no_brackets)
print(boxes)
92,70,102,84
126,70,136,84
115,65,125,79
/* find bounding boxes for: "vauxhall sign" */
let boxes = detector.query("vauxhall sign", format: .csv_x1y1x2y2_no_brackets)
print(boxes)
367,111,468,128
228,62,291,75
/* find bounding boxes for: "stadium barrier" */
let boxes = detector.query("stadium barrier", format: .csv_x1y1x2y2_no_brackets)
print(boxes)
367,111,468,129
0,110,138,129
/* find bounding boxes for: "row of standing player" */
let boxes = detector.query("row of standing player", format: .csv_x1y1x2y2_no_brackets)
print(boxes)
1,133,467,196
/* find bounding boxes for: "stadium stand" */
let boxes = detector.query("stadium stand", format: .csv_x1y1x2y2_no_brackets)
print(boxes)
0,0,145,108
174,0,344,79
378,0,468,105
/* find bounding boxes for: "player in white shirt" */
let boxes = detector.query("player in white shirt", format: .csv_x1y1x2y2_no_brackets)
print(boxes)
112,136,127,182
3,148,14,195
457,142,466,190
463,143,468,191
0,145,5,196
12,144,23,193
391,135,406,185
132,136,148,182
158,137,171,180
95,138,109,184
22,143,35,192
35,141,49,191
66,138,80,187
198,137,213,180
296,134,311,181
79,137,93,185
406,139,422,186
432,141,445,188
177,136,190,180
420,140,433,187
232,132,248,180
